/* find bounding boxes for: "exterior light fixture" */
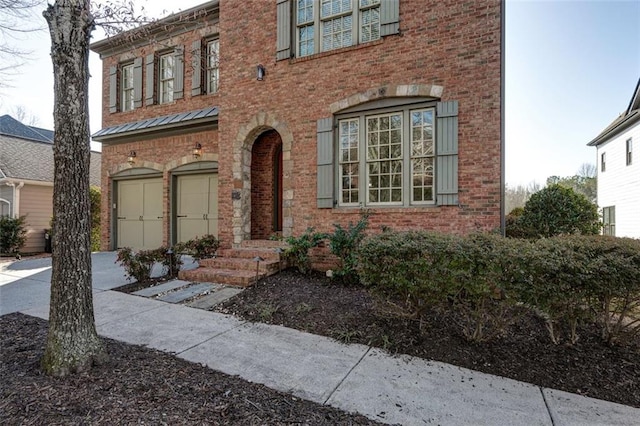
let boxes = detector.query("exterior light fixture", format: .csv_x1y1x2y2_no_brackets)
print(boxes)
192,142,202,159
127,151,136,165
256,64,265,81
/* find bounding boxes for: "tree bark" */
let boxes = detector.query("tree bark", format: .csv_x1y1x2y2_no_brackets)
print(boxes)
42,0,107,376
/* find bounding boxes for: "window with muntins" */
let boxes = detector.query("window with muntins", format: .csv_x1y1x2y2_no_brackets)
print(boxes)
206,39,220,94
159,53,174,104
337,105,435,206
295,0,380,57
626,138,633,166
121,63,134,112
603,206,615,236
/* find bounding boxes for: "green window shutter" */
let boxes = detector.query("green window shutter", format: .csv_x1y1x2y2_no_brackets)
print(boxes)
145,53,155,106
380,0,400,36
174,46,184,100
276,0,291,61
436,101,459,206
133,57,143,108
191,39,202,96
108,66,117,113
317,117,334,208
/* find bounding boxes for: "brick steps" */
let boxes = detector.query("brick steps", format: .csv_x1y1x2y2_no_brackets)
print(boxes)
178,240,288,287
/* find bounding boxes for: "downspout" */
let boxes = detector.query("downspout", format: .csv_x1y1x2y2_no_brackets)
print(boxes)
500,0,506,236
12,182,25,217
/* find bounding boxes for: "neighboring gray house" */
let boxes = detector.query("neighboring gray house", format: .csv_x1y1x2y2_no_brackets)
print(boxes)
0,115,101,252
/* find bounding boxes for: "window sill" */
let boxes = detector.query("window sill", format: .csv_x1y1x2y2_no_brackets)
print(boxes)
288,37,386,64
331,205,440,215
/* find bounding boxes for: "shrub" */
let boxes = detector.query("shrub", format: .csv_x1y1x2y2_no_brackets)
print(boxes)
0,215,27,255
174,234,220,261
89,186,101,251
519,184,600,238
328,210,370,284
505,207,530,238
358,231,460,321
116,246,182,282
285,228,328,274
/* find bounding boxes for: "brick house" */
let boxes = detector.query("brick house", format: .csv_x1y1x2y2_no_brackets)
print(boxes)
91,0,504,252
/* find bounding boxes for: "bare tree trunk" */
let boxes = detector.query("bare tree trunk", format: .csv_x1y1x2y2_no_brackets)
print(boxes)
41,0,107,376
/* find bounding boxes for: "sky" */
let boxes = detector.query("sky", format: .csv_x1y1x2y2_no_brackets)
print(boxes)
0,0,638,187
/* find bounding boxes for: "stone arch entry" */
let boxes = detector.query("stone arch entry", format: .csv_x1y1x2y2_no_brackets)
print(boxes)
233,113,293,246
251,130,283,239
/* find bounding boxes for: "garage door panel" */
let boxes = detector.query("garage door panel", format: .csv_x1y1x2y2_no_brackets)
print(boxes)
118,181,142,218
118,220,144,249
143,181,163,218
177,174,218,243
117,178,163,250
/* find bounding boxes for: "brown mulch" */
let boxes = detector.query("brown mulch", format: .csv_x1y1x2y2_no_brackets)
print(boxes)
0,313,380,425
214,269,640,408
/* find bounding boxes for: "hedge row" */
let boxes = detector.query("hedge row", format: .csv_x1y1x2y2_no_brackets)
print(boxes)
357,231,640,345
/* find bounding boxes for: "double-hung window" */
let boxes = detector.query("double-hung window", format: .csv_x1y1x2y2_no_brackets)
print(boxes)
337,105,436,206
206,39,220,94
601,152,606,172
626,138,633,166
295,0,381,57
159,52,175,104
602,206,615,236
121,63,135,112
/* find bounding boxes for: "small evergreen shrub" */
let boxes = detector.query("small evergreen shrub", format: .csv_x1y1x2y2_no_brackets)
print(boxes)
116,246,182,282
0,215,27,255
285,228,327,274
328,210,370,284
174,234,220,261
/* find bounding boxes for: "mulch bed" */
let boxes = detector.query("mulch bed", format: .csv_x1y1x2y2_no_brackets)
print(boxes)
0,313,380,425
215,269,640,408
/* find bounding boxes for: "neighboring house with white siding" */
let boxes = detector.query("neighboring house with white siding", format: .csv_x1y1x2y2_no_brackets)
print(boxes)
0,115,101,252
588,79,640,238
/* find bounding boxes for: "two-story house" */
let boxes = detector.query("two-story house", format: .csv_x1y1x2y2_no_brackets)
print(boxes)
588,78,640,238
91,0,503,254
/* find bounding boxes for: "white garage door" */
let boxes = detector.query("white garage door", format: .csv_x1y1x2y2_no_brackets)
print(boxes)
176,174,218,243
116,178,163,250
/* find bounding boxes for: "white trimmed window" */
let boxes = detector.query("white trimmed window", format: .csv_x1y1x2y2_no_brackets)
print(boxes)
121,63,134,112
295,0,381,57
626,138,633,166
337,105,435,206
603,206,615,236
159,52,175,104
206,39,220,94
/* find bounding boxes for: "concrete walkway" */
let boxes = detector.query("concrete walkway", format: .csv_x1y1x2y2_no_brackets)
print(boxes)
1,254,639,425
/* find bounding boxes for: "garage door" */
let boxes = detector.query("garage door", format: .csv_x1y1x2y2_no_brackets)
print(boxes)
117,178,163,250
176,174,218,243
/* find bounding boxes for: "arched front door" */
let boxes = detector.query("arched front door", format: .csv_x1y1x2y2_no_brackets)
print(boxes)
251,130,283,239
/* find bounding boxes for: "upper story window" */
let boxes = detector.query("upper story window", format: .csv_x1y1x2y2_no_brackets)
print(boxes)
277,0,399,61
295,0,379,57
158,52,175,104
206,39,220,94
626,138,633,166
601,152,606,172
121,63,135,112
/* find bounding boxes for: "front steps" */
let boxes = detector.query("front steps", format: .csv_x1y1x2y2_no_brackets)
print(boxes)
178,240,288,287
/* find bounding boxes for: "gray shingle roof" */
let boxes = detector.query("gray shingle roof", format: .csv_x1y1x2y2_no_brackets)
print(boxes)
92,106,218,141
588,78,640,147
0,116,101,187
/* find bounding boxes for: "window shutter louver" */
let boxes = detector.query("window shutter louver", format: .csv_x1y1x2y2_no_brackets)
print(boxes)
436,101,459,206
191,39,203,96
276,0,291,61
380,0,400,36
317,117,334,208
108,66,117,113
145,53,155,106
174,46,184,99
133,57,143,108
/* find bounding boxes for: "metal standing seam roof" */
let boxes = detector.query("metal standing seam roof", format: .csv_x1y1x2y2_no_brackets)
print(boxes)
92,106,219,140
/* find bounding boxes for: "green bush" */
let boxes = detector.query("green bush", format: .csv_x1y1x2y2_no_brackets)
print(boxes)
90,186,101,251
174,234,220,261
519,184,600,238
0,215,27,255
116,246,183,282
328,210,370,284
505,207,530,238
285,228,328,274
